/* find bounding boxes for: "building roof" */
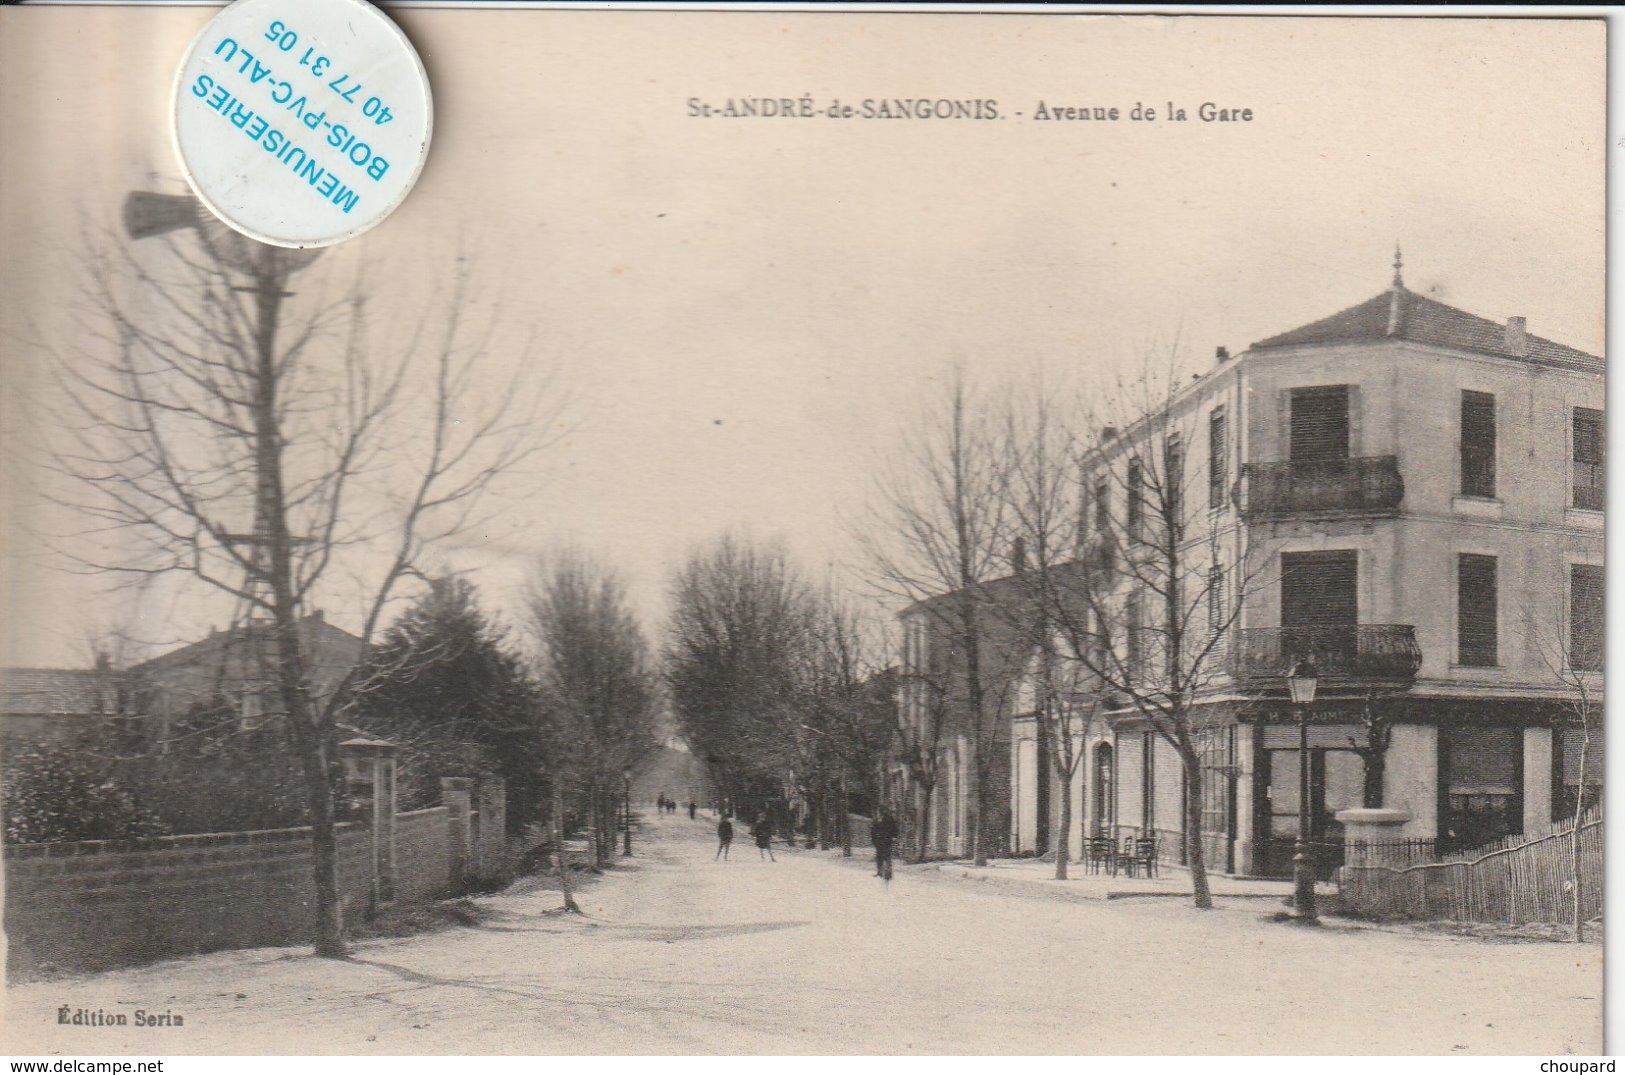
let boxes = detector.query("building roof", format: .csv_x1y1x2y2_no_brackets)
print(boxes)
0,668,120,717
132,612,362,675
1251,285,1601,369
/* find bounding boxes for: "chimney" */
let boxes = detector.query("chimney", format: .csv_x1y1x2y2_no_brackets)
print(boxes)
1215,346,1230,363
1010,536,1028,574
1505,316,1528,357
1101,426,1118,441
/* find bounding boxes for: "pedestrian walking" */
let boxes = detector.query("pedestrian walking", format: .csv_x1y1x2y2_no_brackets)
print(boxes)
715,817,733,860
753,816,776,862
871,809,898,881
687,801,697,820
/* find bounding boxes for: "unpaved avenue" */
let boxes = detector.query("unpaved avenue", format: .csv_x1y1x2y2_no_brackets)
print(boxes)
3,812,1602,1054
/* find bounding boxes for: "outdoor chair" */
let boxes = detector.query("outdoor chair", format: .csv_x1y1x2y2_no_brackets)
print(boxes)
1113,836,1139,877
1086,835,1113,875
1134,836,1158,878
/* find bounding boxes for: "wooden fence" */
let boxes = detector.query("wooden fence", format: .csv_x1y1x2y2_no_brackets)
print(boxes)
1339,806,1602,924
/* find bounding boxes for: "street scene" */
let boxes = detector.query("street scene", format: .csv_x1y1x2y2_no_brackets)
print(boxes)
0,8,1606,1060
2,811,1602,1055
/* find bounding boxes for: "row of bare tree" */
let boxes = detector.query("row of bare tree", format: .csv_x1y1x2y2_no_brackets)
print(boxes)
665,536,895,846
858,364,1266,907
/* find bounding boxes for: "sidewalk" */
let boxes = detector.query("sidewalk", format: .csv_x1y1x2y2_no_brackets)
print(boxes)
932,856,1337,902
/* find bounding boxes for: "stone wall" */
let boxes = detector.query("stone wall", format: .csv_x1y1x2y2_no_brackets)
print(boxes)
4,782,501,974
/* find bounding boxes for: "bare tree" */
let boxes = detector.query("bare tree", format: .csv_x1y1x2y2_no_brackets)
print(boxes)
796,588,895,853
45,204,555,956
527,552,661,869
857,370,1009,866
893,641,952,862
665,535,811,823
1027,363,1263,910
1527,578,1604,942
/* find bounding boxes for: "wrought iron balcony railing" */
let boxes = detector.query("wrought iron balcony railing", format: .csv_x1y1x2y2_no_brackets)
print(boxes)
1229,624,1422,683
1240,455,1404,519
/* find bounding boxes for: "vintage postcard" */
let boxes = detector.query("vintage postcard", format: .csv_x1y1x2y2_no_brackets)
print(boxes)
0,5,1606,1059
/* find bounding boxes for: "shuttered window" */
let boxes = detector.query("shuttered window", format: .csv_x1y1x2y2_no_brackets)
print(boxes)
1125,591,1143,682
1126,459,1144,537
1166,441,1184,532
1153,736,1183,838
1561,727,1604,788
1573,407,1604,510
1460,390,1496,498
1571,564,1604,672
1441,725,1520,851
1444,726,1519,795
1142,733,1157,830
1094,479,1109,532
1457,554,1498,667
1207,566,1227,665
1116,732,1143,836
1280,551,1358,628
1289,386,1350,462
1208,407,1228,508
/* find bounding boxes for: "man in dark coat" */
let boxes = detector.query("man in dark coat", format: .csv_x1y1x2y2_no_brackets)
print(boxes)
752,816,776,861
872,810,898,880
715,816,733,860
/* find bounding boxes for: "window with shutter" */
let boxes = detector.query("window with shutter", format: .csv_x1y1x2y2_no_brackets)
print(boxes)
1441,726,1521,850
1573,407,1604,510
1126,459,1143,538
1456,554,1498,667
1208,407,1228,508
1125,591,1143,682
1289,386,1350,462
1571,564,1604,672
1116,733,1143,837
1460,390,1496,498
1166,440,1183,532
1094,479,1109,532
1280,551,1357,628
1558,726,1603,816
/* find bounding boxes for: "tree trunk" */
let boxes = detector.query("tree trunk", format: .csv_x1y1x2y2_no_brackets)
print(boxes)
1571,730,1589,942
252,260,347,959
294,722,346,956
914,780,935,863
1362,751,1385,809
1180,745,1214,910
840,775,852,858
1055,768,1072,881
1035,719,1052,857
968,759,986,865
552,786,580,914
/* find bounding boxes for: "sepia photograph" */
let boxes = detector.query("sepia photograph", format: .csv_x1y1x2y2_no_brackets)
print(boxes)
0,4,1607,1059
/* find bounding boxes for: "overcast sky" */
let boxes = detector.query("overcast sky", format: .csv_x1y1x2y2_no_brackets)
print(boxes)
0,8,1604,666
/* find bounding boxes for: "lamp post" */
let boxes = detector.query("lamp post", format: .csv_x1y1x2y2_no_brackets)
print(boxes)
622,767,633,856
1286,660,1320,923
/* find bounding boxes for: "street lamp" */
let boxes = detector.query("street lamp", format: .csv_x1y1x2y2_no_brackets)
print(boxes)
622,767,633,856
1286,659,1319,923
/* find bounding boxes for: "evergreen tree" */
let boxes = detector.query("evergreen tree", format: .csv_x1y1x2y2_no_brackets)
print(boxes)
348,577,547,832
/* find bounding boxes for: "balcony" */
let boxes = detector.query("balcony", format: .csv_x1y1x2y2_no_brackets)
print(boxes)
1229,624,1422,685
1240,455,1404,519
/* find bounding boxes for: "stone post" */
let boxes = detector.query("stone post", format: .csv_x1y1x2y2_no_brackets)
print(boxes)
1522,727,1554,833
1334,808,1416,866
340,738,399,908
476,776,508,881
441,776,474,890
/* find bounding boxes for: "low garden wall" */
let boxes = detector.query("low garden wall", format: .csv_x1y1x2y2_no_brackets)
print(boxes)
4,779,508,973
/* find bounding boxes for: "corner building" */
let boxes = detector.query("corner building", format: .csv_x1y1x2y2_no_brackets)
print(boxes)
1000,265,1604,876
